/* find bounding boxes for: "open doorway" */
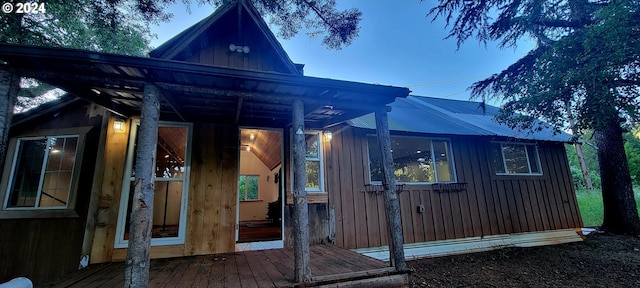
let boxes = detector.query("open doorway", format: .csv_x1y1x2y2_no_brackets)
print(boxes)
237,128,283,245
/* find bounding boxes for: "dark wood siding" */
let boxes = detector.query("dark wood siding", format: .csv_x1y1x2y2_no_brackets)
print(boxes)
0,103,105,285
329,126,583,249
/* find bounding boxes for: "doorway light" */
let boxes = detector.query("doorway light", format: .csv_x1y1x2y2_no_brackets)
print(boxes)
113,119,125,132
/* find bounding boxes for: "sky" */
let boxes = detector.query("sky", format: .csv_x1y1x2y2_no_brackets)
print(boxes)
149,1,535,103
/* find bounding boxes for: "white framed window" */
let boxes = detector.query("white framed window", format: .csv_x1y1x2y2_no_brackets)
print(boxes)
0,127,90,219
367,135,456,184
490,142,542,175
114,121,192,248
239,175,259,201
304,131,324,192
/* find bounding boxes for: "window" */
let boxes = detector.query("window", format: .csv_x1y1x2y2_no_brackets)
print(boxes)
304,131,324,192
239,175,259,201
4,136,78,209
490,142,542,175
368,136,456,183
115,121,192,248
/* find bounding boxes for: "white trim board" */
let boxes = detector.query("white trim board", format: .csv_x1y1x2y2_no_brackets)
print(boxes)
354,229,583,262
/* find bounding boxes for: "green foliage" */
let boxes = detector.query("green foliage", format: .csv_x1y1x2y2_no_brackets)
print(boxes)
239,175,259,201
577,187,640,227
429,0,640,133
624,130,640,184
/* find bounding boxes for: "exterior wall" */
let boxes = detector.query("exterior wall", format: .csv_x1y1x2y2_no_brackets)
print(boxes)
177,11,294,74
329,125,583,249
0,103,106,285
90,122,239,263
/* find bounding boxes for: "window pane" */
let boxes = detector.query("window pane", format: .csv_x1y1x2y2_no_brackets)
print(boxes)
433,140,453,182
305,133,319,159
391,137,433,183
367,136,383,182
368,136,456,183
124,181,183,239
526,145,541,173
239,175,247,200
152,181,182,238
305,161,320,189
8,139,47,207
502,144,529,174
156,127,188,178
247,176,259,200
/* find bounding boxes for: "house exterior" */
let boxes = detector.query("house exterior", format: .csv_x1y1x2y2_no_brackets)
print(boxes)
0,0,582,285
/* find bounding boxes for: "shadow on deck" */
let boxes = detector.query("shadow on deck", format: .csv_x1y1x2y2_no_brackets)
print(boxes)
41,245,408,287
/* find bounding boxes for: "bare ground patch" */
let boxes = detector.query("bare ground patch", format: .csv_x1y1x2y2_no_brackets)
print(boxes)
409,233,640,287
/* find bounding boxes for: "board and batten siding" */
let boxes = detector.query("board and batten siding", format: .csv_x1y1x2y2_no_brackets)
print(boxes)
0,103,106,285
328,126,583,250
91,122,239,263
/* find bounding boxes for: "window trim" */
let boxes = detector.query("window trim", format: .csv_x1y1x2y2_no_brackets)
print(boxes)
366,134,458,185
491,141,543,176
238,174,260,201
114,120,193,248
0,127,92,219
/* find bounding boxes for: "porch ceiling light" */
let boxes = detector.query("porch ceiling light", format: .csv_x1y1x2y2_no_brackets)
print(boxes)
324,131,333,142
113,119,125,132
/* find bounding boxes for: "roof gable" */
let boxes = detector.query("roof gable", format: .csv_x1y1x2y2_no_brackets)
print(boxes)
150,0,301,75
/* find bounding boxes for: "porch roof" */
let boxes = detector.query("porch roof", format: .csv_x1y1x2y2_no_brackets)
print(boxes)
0,44,409,129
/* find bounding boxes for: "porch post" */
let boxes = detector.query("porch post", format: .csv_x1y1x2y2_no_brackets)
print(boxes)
124,84,160,288
374,107,407,271
292,99,311,283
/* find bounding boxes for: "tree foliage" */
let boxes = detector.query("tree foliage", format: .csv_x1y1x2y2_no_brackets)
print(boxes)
429,0,640,235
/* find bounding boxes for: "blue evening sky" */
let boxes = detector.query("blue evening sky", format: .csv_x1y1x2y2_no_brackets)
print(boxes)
150,1,535,103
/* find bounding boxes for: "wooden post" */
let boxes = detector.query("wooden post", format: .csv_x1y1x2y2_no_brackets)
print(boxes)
292,99,311,283
374,107,407,271
124,84,160,288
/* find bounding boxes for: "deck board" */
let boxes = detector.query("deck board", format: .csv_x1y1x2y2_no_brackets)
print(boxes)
42,245,404,288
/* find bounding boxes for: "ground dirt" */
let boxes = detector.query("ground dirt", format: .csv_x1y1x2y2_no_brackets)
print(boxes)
409,232,640,287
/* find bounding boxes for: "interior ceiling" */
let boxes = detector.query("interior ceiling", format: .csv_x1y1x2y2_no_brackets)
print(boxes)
157,127,188,164
240,129,282,170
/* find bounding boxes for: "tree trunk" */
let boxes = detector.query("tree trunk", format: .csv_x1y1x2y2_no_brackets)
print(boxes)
574,143,594,190
595,117,640,235
124,85,160,287
0,68,20,172
291,99,311,283
374,107,407,271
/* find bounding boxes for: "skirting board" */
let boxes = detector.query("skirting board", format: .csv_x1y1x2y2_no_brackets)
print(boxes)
354,229,583,262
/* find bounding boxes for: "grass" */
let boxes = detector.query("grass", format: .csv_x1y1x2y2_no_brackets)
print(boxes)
576,186,640,227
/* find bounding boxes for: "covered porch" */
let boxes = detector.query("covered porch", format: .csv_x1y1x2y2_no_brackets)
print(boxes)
42,244,408,288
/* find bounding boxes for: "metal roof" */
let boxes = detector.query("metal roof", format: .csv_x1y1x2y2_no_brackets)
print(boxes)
348,95,572,142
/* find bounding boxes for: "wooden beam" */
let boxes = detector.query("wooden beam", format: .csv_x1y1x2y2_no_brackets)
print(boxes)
161,91,187,121
292,99,311,283
374,107,407,271
125,84,160,287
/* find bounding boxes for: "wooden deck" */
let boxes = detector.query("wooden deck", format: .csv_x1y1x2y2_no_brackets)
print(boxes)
41,245,408,288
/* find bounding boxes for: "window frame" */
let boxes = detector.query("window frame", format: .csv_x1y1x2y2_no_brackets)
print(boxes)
114,120,193,248
366,134,457,185
238,174,260,201
491,142,543,176
0,127,91,219
303,131,325,193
